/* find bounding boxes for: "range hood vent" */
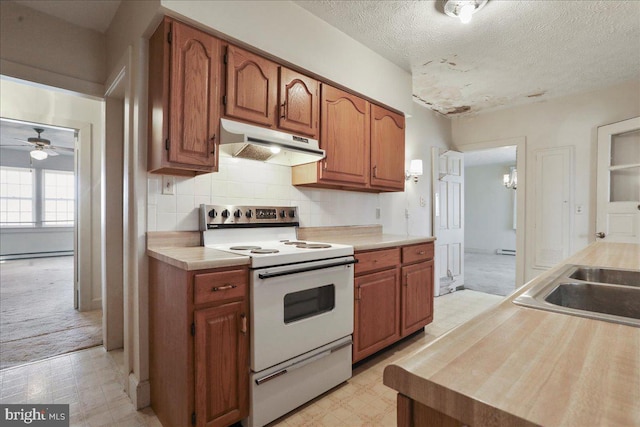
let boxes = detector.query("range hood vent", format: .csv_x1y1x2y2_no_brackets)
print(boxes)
219,118,325,166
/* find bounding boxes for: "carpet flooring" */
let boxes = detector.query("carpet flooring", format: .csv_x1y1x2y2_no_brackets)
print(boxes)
464,252,516,296
0,256,102,370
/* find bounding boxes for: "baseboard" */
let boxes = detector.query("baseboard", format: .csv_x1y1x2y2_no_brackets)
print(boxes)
128,373,151,409
464,248,495,254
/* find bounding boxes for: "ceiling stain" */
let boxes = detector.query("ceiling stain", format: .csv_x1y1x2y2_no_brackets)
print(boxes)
445,106,471,115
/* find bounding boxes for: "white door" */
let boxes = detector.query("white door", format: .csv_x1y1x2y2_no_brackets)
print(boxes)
432,148,464,296
596,117,640,243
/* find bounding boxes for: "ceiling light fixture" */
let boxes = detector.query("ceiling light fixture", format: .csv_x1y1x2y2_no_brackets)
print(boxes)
444,0,488,24
30,146,48,160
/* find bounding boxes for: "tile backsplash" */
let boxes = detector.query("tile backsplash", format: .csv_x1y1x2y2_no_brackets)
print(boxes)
147,157,381,232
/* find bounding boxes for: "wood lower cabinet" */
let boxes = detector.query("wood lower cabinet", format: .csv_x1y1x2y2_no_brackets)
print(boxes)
149,258,249,427
148,17,221,175
370,104,405,191
353,242,434,363
354,268,401,362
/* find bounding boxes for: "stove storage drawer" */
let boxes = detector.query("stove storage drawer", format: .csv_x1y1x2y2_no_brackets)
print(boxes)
402,243,434,264
355,247,401,275
194,268,247,305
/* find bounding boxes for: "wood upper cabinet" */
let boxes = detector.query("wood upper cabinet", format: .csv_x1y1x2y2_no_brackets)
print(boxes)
319,84,370,185
195,301,248,427
278,67,319,138
401,260,434,336
353,268,401,363
224,45,278,127
370,105,406,191
148,18,221,175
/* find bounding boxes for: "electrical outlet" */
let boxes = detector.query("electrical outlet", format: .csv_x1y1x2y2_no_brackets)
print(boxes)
162,175,175,195
419,196,426,207
375,208,380,219
575,205,583,214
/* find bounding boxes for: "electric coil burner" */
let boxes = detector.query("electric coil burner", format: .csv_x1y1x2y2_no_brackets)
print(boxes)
200,205,355,427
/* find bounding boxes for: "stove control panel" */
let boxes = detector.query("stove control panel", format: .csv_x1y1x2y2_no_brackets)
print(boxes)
200,204,299,229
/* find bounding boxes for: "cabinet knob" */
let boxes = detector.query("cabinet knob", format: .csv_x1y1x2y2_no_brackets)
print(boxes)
418,251,425,255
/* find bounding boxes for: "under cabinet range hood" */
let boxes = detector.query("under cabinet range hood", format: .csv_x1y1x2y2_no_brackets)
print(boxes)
219,118,325,166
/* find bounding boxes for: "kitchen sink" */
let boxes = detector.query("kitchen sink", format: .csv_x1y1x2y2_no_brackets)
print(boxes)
568,267,640,287
513,264,640,327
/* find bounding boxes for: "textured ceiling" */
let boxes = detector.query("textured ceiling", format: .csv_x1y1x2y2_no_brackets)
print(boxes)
295,0,640,116
13,0,121,33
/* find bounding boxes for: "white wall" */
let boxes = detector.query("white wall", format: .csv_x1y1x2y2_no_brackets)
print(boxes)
452,79,640,281
465,164,516,253
0,1,106,97
0,79,104,311
161,0,413,115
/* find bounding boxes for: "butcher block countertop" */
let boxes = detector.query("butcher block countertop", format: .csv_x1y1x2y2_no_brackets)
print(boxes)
383,242,640,427
147,227,435,271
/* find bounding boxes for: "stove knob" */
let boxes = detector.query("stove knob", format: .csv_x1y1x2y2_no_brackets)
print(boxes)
233,209,242,218
288,210,296,218
280,210,286,218
245,210,253,218
221,209,230,218
208,209,217,218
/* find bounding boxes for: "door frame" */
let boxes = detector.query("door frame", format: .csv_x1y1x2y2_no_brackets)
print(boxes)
456,136,527,288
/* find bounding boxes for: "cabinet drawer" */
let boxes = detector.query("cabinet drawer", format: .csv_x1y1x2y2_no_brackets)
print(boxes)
194,269,247,305
402,243,434,264
355,248,400,275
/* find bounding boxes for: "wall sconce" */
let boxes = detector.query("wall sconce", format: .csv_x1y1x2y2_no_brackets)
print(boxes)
503,166,517,190
406,159,423,183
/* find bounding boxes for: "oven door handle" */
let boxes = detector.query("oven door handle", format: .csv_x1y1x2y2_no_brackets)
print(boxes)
254,339,352,386
258,258,357,280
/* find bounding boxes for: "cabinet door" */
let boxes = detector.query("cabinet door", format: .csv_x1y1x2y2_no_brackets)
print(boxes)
169,21,220,169
278,67,319,138
225,45,278,127
370,104,405,191
320,84,370,186
194,301,248,427
353,268,401,362
401,260,434,336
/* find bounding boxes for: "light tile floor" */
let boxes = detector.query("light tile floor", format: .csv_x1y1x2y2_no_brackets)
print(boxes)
0,290,502,427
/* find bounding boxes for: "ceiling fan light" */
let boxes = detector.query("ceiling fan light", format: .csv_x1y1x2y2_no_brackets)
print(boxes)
458,3,475,23
30,148,48,160
444,0,488,24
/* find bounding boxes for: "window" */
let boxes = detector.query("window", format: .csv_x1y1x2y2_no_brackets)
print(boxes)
43,170,75,226
0,167,34,226
0,166,75,228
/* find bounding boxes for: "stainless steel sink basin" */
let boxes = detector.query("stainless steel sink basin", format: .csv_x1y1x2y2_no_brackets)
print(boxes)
513,265,640,327
569,267,640,287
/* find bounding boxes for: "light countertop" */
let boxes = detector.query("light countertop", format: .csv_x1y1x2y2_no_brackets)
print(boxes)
383,242,640,426
147,227,435,270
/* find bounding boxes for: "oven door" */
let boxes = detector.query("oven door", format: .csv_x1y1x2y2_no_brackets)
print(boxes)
251,256,355,372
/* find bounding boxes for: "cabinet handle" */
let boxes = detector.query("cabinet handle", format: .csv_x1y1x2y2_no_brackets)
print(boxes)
355,287,361,301
211,284,236,292
373,165,377,178
210,134,216,155
323,159,328,170
280,102,286,119
240,314,247,335
418,251,425,255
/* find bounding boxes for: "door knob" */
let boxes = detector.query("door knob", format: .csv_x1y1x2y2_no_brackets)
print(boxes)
595,232,605,239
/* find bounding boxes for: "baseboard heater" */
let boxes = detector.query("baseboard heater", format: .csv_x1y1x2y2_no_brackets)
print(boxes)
496,249,516,256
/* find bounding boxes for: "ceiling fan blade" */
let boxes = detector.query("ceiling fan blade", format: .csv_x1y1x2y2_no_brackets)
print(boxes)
12,138,34,146
43,149,59,157
0,144,31,148
49,146,74,153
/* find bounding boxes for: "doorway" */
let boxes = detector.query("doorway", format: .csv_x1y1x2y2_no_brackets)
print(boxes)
463,146,517,296
0,117,102,369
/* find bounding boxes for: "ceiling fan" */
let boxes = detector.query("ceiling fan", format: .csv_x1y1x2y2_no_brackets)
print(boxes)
2,127,74,160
